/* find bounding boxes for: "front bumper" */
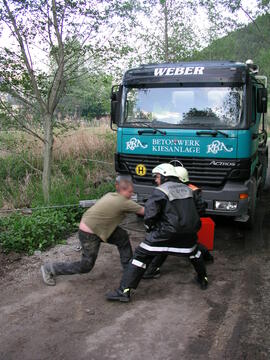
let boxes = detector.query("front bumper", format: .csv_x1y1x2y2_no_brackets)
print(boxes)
133,181,249,217
202,181,248,217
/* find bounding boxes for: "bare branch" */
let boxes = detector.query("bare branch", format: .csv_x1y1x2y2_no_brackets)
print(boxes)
20,157,43,174
60,2,67,36
239,5,270,46
46,0,66,113
5,88,36,109
0,145,43,174
52,0,64,52
0,99,45,143
2,0,46,112
24,38,34,69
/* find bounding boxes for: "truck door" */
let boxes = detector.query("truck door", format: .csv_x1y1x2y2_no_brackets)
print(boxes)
250,84,259,175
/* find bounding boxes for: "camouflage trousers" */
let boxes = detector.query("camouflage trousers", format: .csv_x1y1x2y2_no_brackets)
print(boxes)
52,227,132,276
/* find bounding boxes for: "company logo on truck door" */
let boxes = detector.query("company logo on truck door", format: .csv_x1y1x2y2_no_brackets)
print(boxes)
154,66,204,77
207,140,233,154
126,137,148,150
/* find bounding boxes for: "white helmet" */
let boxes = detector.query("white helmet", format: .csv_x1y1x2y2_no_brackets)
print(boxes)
175,166,189,183
152,163,177,177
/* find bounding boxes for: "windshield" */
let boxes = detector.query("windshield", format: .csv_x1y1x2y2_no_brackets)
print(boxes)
122,86,243,129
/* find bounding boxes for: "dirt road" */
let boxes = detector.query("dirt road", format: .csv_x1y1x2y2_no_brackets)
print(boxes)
1,188,270,359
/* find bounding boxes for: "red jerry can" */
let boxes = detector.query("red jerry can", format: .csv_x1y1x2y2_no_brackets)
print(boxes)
197,217,215,251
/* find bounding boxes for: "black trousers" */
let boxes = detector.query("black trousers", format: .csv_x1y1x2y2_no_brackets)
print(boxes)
120,242,207,290
52,227,132,276
144,243,212,276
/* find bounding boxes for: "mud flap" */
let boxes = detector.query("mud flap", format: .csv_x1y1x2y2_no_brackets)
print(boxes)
235,177,257,228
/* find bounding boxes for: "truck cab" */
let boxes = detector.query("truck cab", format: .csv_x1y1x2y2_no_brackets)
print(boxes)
111,61,268,226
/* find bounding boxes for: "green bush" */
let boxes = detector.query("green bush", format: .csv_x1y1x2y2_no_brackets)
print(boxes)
0,127,116,254
0,207,84,254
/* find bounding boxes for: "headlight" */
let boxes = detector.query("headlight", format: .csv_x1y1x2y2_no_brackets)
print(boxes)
214,201,238,211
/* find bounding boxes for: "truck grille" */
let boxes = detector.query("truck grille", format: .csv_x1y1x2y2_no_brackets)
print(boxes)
116,153,250,188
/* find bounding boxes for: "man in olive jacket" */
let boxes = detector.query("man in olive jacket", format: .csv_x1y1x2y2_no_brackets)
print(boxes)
41,176,144,286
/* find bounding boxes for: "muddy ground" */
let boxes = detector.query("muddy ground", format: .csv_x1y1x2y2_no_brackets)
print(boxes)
1,186,270,360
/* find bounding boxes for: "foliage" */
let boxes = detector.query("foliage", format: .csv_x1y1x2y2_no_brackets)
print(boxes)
188,11,270,126
136,0,202,63
0,179,115,254
0,126,116,254
190,13,270,82
199,0,270,47
59,73,112,120
1,1,270,254
0,207,84,254
0,127,116,209
0,0,139,202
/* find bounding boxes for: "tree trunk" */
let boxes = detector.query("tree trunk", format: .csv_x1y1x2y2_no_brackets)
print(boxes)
42,114,53,204
164,0,169,62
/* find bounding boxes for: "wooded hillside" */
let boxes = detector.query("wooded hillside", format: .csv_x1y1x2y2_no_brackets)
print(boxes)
190,14,270,81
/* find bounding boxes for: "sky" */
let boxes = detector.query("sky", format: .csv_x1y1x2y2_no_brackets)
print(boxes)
0,0,261,75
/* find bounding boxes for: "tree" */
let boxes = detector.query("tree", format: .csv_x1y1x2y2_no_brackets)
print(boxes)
0,0,138,203
196,1,270,79
200,0,270,46
136,0,202,64
59,72,112,120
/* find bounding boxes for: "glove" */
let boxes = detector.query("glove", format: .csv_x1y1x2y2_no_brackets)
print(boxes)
144,222,156,232
144,224,151,232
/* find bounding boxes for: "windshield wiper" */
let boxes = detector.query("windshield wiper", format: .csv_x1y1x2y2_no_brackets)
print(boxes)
128,120,166,135
196,129,229,138
189,122,230,138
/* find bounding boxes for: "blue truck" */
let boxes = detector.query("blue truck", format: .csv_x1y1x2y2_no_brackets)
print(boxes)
110,60,268,226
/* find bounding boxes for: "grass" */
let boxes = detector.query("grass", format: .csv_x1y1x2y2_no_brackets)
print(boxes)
0,126,116,209
0,125,117,254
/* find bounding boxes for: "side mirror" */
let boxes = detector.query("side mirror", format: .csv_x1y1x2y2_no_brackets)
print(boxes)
257,88,268,113
111,85,122,125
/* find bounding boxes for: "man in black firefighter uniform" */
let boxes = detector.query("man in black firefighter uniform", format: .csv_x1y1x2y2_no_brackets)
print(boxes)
106,163,208,303
143,165,214,279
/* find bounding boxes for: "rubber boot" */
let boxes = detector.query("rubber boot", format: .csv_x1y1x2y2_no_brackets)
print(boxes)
143,254,167,279
198,244,214,263
106,288,130,302
190,255,208,290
